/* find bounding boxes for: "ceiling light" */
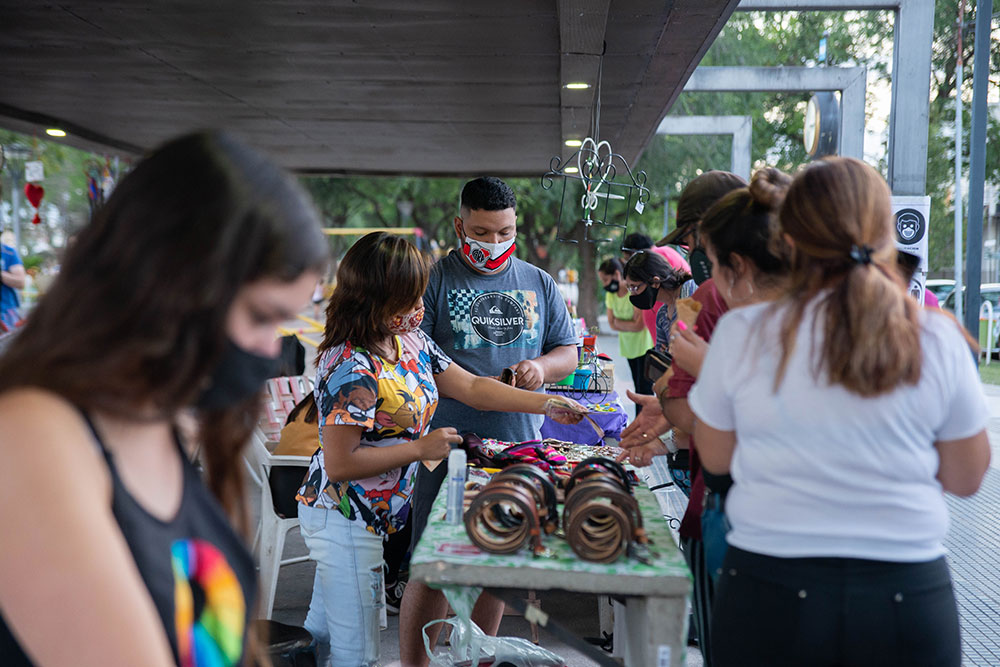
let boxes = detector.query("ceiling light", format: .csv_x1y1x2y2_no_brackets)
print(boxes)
565,166,579,174
564,82,590,90
565,139,583,147
45,128,66,137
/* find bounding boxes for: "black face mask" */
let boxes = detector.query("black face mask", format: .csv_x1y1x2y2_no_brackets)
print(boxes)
603,280,620,294
629,284,659,310
689,247,713,286
196,339,283,411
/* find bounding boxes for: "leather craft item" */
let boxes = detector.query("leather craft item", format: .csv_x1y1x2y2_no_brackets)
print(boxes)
464,467,558,556
562,458,647,564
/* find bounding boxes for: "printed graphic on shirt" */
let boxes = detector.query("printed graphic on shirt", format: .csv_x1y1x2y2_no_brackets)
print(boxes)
297,333,451,535
171,539,246,667
447,288,540,349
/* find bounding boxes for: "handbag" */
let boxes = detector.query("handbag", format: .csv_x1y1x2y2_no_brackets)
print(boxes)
643,348,673,384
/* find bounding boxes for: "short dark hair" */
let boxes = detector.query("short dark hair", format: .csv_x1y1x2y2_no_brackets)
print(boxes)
621,232,654,252
598,257,623,276
460,176,517,213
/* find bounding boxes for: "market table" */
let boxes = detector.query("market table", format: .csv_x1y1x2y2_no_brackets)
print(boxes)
539,388,628,445
410,477,691,667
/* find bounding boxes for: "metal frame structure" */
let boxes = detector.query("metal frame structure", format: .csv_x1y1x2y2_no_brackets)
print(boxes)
735,0,935,196
682,66,867,160
654,115,753,181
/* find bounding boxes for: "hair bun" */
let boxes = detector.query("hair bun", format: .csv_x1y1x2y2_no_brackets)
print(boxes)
749,167,791,209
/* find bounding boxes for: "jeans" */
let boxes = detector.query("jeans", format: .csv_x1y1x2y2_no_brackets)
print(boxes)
299,503,384,667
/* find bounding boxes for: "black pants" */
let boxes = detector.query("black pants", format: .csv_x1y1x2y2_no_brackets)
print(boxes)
409,462,448,556
712,547,961,667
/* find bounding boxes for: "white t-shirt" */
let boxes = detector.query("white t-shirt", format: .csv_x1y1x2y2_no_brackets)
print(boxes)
689,300,989,562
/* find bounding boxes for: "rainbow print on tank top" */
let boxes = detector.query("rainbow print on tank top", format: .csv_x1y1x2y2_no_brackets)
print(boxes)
171,539,246,667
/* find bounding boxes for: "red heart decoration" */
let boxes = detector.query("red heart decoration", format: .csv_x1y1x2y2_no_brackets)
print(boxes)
24,183,44,208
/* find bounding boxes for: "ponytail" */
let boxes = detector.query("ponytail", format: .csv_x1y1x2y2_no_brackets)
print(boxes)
774,158,921,396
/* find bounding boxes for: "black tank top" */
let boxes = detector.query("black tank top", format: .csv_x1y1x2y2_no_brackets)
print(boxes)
0,414,256,665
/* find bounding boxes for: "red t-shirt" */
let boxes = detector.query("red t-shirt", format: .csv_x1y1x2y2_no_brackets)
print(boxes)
665,278,728,540
639,246,693,340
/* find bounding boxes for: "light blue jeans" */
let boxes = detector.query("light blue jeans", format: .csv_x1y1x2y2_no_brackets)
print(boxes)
299,503,384,667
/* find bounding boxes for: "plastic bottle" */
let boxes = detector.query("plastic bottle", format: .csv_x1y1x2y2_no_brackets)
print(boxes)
445,448,467,524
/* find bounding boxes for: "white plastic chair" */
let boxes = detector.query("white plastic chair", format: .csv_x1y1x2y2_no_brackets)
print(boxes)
245,427,312,619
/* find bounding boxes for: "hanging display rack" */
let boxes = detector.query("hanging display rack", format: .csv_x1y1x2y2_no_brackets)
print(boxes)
541,43,650,245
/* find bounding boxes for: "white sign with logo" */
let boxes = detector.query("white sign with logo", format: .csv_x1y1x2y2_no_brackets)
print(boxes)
24,160,44,183
891,195,931,305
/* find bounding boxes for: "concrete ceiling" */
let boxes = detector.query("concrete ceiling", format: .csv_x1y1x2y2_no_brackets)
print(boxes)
0,0,737,175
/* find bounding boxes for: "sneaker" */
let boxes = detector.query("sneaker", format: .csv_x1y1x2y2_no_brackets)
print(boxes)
385,578,406,616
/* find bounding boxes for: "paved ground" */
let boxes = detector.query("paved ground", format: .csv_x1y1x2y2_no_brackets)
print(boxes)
268,319,1000,666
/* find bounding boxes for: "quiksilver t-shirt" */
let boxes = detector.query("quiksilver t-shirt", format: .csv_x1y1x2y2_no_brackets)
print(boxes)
421,251,578,442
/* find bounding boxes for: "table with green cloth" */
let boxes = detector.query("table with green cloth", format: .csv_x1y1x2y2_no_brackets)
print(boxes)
410,478,691,667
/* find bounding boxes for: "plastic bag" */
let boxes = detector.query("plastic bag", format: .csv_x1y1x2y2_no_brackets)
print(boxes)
423,586,565,667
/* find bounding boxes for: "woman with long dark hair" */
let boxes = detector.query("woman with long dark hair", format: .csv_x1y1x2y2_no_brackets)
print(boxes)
0,131,329,665
296,232,585,666
691,157,990,666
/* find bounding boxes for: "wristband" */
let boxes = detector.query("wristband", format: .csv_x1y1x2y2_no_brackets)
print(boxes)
658,431,679,454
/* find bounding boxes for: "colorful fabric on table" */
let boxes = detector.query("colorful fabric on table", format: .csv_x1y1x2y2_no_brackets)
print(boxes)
296,330,452,535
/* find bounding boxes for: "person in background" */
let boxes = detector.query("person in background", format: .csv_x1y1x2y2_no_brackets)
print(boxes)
692,157,990,666
620,170,746,465
400,177,580,667
620,231,690,341
598,257,654,412
298,232,584,666
0,231,26,331
0,131,329,666
276,392,413,616
650,167,792,667
615,252,695,485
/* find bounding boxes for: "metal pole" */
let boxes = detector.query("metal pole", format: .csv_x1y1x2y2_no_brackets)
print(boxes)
10,167,20,251
963,0,992,336
954,0,965,322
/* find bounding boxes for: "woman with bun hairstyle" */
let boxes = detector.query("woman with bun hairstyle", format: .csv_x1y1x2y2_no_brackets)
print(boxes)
0,131,329,666
690,157,990,666
297,232,586,666
641,167,790,667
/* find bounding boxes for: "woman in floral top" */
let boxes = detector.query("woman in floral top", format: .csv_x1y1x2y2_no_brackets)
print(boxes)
296,232,585,666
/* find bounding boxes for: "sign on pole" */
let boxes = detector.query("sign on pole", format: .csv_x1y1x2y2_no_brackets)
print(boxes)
892,195,931,305
24,160,44,183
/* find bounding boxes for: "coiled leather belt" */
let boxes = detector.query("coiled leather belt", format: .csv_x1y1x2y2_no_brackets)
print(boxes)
562,458,647,563
464,466,559,556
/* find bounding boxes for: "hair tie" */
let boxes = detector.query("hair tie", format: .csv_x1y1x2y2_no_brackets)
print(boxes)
849,244,873,265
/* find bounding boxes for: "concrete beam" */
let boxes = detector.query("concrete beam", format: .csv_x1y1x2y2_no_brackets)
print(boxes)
655,115,753,180
557,0,611,144
683,66,867,159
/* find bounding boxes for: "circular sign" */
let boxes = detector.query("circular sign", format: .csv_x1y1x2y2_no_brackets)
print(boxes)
469,292,526,346
894,208,925,245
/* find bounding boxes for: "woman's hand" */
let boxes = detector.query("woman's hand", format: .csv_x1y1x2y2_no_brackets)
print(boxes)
619,391,670,449
670,324,709,377
416,427,463,461
542,395,589,424
617,440,668,467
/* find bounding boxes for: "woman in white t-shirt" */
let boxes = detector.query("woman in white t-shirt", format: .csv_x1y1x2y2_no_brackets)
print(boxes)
689,157,990,666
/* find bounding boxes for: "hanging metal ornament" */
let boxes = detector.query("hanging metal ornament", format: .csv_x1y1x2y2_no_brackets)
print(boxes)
539,43,650,245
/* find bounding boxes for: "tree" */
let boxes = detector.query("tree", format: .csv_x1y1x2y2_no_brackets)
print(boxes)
1,129,106,262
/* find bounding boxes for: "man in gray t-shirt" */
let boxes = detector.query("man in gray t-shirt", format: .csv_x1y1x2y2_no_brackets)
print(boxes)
399,176,578,666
